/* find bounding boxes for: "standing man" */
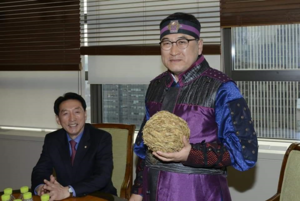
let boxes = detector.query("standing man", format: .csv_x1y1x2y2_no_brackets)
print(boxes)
31,92,117,201
130,12,258,201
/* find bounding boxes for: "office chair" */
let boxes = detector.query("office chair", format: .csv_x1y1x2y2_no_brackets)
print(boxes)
92,123,135,200
266,142,300,201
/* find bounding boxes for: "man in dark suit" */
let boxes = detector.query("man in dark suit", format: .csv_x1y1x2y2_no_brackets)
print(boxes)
31,92,117,201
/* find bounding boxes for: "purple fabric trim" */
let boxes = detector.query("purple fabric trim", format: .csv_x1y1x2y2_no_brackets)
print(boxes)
146,102,162,116
181,24,200,36
166,81,173,88
146,100,218,144
160,24,200,36
160,26,169,35
178,55,205,86
193,54,205,67
201,68,232,83
156,171,231,201
173,89,181,113
174,104,218,144
150,71,169,82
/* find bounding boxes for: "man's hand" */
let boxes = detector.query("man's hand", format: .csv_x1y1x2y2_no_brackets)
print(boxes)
36,174,57,196
36,184,47,196
129,194,143,201
152,136,191,162
43,175,70,201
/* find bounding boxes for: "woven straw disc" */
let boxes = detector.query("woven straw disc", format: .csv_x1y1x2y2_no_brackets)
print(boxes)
143,110,190,152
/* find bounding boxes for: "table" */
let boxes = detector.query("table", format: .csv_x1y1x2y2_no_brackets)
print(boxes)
32,195,107,201
0,192,126,201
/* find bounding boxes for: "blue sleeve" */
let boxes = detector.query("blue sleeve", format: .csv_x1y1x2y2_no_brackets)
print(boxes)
133,116,148,159
34,184,43,195
215,81,258,171
69,185,76,197
133,100,151,159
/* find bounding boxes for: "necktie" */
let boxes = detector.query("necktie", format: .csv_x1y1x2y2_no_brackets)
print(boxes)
70,140,77,165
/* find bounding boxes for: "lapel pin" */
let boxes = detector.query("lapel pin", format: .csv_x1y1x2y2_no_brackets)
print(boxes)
84,146,87,148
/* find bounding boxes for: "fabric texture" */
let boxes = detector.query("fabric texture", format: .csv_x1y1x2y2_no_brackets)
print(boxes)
31,123,117,197
280,151,300,201
132,55,258,201
160,19,200,39
69,140,77,165
99,127,130,197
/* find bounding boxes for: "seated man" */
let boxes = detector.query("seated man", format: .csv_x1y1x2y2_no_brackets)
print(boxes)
31,92,117,200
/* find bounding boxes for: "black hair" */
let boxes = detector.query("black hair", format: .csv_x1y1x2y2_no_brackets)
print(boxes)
54,92,86,116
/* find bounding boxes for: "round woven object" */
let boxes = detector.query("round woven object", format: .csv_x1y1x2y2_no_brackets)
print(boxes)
143,110,190,152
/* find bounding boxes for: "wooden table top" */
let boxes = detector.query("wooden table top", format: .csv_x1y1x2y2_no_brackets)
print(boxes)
0,192,126,201
4,194,107,201
36,195,108,201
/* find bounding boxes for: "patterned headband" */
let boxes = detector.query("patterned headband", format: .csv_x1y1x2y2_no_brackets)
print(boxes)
160,20,200,40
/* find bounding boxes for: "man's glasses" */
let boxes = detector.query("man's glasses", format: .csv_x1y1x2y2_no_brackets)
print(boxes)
159,38,198,50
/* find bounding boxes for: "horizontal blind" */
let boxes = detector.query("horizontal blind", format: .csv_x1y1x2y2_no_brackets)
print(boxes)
221,0,300,27
81,0,220,47
238,81,299,140
231,25,300,140
0,0,81,71
232,24,300,70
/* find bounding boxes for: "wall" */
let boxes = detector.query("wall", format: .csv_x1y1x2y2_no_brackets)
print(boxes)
88,55,221,85
0,130,46,191
228,151,284,200
0,71,84,129
0,129,287,200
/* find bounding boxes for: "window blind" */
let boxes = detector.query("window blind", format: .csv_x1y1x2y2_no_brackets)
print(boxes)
80,0,221,55
221,0,300,28
0,0,81,71
229,25,300,140
238,81,299,140
232,25,300,70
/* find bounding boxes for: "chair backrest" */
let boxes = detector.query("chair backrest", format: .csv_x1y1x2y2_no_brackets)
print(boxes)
92,123,135,200
274,143,300,201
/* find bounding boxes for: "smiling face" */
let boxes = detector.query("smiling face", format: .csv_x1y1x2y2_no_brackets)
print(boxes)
56,99,87,139
160,33,203,81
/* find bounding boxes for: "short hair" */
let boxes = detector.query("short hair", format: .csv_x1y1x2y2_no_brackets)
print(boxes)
159,12,201,40
54,92,86,116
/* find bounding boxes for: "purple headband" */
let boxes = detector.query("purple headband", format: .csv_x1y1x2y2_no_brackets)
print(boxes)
160,20,200,39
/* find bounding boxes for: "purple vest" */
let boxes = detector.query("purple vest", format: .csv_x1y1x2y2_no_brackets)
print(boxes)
141,56,232,201
145,56,231,144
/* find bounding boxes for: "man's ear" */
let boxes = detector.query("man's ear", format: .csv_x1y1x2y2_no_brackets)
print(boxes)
84,111,87,121
56,115,61,125
198,39,203,55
